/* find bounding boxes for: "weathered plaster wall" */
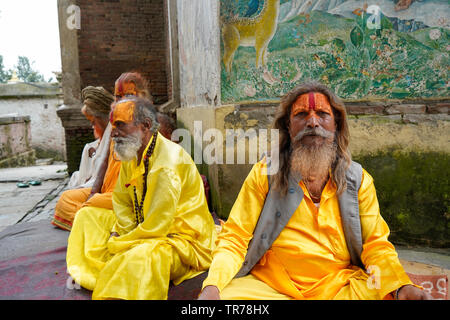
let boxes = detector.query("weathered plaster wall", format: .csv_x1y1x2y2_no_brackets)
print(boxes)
176,0,221,108
0,83,66,160
349,115,450,156
356,151,449,247
177,101,449,246
0,116,36,168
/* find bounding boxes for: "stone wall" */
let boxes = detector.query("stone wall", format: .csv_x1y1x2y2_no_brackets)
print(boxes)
0,83,66,161
177,100,449,246
176,0,221,108
76,0,169,104
64,126,95,175
58,0,173,174
0,115,35,168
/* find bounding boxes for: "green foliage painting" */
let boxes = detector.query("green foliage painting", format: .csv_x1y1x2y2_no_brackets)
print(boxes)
220,0,450,103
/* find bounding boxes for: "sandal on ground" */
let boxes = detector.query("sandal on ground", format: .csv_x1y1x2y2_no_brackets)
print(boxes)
17,182,30,188
28,180,42,186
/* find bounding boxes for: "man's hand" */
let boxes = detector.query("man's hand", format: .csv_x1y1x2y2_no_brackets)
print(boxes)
86,192,96,201
396,285,434,300
109,232,119,239
197,285,220,300
88,147,97,158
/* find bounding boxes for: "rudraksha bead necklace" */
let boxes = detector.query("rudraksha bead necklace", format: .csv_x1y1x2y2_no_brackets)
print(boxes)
133,130,158,226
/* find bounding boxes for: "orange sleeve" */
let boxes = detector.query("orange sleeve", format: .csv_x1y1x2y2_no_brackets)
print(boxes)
359,169,414,299
101,142,121,193
83,192,114,210
202,161,269,291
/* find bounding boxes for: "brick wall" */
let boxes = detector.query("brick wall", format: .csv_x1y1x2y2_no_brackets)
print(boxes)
64,127,95,175
77,0,169,104
163,0,172,101
344,101,450,124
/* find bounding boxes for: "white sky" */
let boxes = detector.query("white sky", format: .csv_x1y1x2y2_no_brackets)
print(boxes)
0,0,61,81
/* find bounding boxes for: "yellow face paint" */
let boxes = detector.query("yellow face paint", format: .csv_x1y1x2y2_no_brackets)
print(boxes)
110,101,136,128
291,92,332,118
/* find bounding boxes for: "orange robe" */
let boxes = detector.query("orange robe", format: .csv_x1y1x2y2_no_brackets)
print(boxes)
52,144,121,231
202,160,414,300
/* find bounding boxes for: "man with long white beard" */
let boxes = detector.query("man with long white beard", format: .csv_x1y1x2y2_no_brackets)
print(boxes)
66,97,216,300
198,82,432,300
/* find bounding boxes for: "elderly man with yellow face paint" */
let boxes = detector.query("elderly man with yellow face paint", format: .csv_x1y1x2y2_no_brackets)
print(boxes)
52,72,151,231
198,82,432,300
51,86,117,231
66,97,216,300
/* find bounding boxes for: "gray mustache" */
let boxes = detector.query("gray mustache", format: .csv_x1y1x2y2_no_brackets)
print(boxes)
112,136,138,144
293,127,335,143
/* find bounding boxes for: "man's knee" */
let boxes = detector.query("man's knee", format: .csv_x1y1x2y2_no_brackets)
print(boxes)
71,207,92,227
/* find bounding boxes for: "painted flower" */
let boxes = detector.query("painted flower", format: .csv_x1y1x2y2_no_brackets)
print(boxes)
429,29,441,40
437,17,447,27
244,84,257,97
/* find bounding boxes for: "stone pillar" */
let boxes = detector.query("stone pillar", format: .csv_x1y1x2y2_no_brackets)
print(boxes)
159,0,181,115
56,0,93,174
176,0,221,108
174,0,226,215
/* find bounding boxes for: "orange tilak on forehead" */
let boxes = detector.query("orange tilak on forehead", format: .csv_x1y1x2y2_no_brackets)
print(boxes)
291,92,332,117
109,101,136,127
114,81,137,97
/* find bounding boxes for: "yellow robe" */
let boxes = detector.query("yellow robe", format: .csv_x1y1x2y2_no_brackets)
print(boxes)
202,160,414,300
66,132,217,300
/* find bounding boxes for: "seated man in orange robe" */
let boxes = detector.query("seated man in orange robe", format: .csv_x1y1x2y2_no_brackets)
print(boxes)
64,87,113,190
52,72,152,231
52,86,116,230
198,82,432,300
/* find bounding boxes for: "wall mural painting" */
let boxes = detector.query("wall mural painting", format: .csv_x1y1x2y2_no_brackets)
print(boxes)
220,0,450,103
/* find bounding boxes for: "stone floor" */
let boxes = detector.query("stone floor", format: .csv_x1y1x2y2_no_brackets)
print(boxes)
0,162,68,232
0,163,448,294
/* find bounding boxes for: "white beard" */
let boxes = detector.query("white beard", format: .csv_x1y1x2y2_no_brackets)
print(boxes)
113,130,143,162
290,128,337,181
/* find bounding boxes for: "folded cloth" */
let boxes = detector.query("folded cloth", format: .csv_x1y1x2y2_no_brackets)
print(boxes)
406,273,448,300
67,123,112,189
0,220,208,300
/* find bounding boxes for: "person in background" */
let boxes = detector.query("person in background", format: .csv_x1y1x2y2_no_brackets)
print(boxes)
52,72,151,231
51,86,115,230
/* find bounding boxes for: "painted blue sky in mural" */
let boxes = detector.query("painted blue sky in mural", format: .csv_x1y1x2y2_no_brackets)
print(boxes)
226,0,449,29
